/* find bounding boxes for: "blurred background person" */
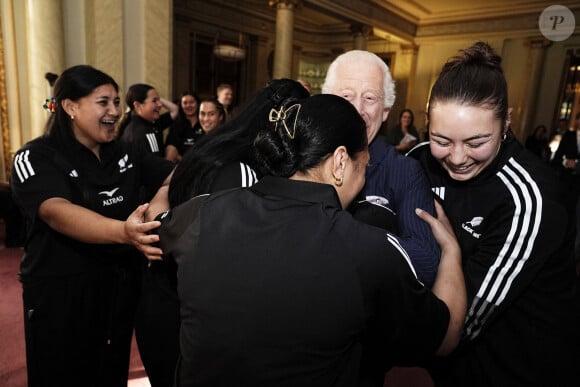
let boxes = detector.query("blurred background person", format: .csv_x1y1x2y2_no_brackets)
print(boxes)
525,124,550,162
551,111,580,272
199,99,225,135
117,83,179,158
216,83,235,120
165,91,203,163
386,108,420,154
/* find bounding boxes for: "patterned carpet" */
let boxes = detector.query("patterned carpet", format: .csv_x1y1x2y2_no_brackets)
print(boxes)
0,246,150,387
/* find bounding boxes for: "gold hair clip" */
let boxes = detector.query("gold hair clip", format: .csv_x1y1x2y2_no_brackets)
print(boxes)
268,104,301,139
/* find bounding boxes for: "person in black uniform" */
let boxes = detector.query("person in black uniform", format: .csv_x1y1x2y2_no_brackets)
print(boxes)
164,91,204,162
134,79,310,387
115,84,181,386
10,65,174,387
157,94,467,386
409,42,580,386
117,83,179,159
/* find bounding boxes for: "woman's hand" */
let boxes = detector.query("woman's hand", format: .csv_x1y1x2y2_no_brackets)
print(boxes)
415,200,466,356
415,201,459,254
125,203,164,261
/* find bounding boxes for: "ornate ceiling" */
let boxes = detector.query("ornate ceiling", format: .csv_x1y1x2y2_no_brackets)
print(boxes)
174,0,579,50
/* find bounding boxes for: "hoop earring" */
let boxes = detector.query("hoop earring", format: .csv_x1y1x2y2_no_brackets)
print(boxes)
334,175,343,187
501,132,507,141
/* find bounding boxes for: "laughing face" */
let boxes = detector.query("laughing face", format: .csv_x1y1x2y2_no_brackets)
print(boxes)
429,102,504,181
136,88,162,122
66,84,121,151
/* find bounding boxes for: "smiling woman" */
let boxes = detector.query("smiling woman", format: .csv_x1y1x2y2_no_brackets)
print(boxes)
117,83,179,160
9,64,175,387
409,41,580,387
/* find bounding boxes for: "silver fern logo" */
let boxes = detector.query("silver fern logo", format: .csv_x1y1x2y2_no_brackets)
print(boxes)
462,216,483,239
118,154,133,173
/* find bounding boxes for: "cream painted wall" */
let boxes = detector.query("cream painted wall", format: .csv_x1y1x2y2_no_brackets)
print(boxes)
63,0,86,65
0,0,172,159
406,36,576,141
408,41,479,133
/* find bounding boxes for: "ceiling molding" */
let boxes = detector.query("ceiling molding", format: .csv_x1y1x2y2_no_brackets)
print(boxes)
174,0,580,49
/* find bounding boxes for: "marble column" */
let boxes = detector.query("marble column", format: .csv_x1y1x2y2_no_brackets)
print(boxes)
400,44,419,107
25,0,65,139
123,0,173,98
351,23,372,51
519,37,551,139
269,0,300,79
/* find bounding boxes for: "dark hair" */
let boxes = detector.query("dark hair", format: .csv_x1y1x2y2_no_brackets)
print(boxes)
175,91,201,122
428,41,508,126
254,94,367,178
45,72,59,86
45,65,118,145
168,79,310,207
117,83,154,138
399,108,415,128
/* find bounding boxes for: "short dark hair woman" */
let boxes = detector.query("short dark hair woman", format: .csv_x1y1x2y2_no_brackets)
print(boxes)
159,94,466,386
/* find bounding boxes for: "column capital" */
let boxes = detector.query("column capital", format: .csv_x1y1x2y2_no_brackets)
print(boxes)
268,0,301,9
350,23,372,38
400,44,419,55
525,36,551,49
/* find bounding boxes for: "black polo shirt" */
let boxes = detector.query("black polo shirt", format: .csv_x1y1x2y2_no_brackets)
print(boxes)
11,135,174,280
165,120,204,157
160,176,449,387
121,112,173,157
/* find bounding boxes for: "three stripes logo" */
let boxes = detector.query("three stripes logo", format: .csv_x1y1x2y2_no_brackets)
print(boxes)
146,133,160,153
432,186,445,200
13,150,35,183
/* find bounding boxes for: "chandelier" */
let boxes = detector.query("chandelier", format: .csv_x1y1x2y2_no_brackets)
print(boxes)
213,32,246,62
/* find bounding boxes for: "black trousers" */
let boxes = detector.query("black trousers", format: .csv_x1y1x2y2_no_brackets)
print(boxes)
135,259,181,387
22,263,140,387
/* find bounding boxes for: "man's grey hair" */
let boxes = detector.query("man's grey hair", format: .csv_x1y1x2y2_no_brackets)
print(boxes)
322,50,396,109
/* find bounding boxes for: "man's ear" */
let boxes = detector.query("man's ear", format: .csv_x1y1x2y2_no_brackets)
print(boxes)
61,99,77,117
382,108,390,123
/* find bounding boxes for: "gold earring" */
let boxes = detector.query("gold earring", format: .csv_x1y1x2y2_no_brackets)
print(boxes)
334,175,343,186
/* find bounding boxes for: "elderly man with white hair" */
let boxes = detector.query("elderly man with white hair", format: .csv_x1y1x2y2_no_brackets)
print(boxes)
322,50,440,288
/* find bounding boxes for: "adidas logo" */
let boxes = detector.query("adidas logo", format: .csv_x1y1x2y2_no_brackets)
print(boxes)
432,186,445,200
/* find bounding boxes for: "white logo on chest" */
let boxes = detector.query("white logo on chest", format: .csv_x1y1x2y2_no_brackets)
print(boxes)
462,216,483,239
98,187,124,206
